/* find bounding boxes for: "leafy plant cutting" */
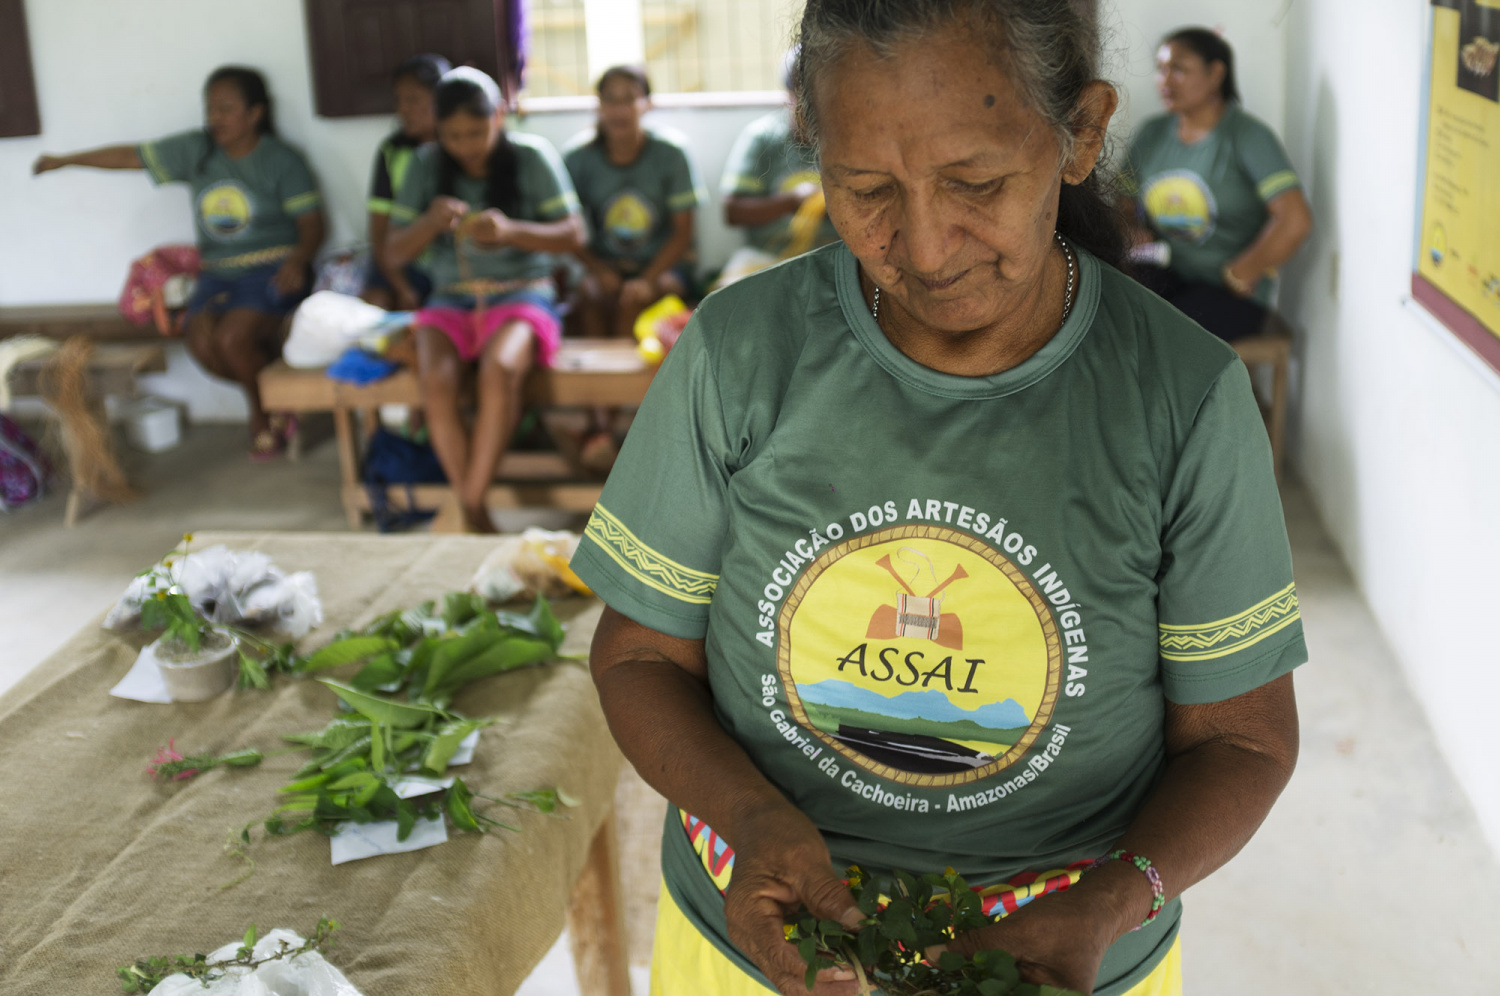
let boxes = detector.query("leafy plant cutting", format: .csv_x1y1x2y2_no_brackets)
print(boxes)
117,917,340,994
786,867,1082,996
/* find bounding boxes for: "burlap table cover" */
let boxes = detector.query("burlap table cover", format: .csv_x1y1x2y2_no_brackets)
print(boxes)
0,531,623,996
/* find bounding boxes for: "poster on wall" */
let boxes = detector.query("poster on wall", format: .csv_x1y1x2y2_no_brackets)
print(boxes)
1413,0,1500,376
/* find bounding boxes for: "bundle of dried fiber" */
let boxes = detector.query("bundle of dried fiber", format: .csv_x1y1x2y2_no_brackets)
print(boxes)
40,336,138,505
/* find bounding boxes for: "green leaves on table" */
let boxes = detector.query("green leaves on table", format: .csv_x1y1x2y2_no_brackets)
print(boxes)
786,866,1083,996
243,594,575,848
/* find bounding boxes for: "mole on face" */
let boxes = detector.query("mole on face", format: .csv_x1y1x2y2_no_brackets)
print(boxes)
984,94,995,108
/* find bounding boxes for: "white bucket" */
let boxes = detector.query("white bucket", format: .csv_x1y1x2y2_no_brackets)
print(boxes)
122,397,182,453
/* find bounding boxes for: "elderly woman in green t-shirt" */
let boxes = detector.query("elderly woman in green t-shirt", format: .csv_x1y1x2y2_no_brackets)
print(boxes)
571,2,1305,995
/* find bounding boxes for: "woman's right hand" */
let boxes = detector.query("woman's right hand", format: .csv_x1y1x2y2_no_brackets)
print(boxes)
722,805,866,996
32,155,66,175
425,196,468,231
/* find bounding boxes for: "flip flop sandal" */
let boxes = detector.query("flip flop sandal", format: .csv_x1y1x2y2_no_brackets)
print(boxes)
249,428,284,462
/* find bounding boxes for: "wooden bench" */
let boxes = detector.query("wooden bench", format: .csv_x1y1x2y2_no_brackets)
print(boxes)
0,303,161,343
258,338,655,528
1232,313,1293,481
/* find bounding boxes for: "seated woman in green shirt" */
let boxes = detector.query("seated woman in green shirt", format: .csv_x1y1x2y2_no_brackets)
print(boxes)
570,3,1306,995
563,66,704,339
362,53,450,311
385,68,584,534
1124,28,1313,341
33,67,326,459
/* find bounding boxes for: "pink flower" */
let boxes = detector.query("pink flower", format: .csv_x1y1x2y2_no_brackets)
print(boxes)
147,738,200,780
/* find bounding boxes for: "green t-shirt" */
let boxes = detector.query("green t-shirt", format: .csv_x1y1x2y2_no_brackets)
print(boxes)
719,108,840,254
138,130,321,275
367,130,423,217
391,132,579,292
1126,106,1301,303
571,242,1307,994
563,127,704,270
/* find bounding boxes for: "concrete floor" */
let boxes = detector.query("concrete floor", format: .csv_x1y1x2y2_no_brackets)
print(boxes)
3,423,1499,994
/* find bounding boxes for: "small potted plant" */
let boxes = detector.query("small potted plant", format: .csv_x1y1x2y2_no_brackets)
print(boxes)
140,540,239,701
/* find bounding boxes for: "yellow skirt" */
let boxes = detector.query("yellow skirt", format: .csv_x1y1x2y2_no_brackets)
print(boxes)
649,883,1182,996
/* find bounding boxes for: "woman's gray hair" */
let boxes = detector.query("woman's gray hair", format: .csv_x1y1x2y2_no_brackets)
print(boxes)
794,0,1100,163
793,0,1127,268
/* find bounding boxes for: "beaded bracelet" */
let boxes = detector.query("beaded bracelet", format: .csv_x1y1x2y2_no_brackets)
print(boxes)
1088,849,1165,931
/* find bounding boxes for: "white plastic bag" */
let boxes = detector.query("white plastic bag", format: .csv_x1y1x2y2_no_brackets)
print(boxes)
283,291,407,369
103,546,323,639
471,528,592,602
148,928,362,996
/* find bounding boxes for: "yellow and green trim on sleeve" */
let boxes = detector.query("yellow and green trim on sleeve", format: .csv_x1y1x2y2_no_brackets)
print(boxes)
725,174,769,197
367,196,396,216
584,504,719,606
283,190,322,215
538,190,581,220
1159,582,1300,662
1256,170,1300,202
138,142,174,185
668,187,706,212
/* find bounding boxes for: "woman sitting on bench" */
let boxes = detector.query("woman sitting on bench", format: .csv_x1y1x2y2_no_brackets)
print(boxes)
385,68,584,533
33,66,325,459
1123,29,1312,342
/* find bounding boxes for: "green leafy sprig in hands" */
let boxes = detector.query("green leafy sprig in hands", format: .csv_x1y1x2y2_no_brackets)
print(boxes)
786,867,1082,996
116,917,339,994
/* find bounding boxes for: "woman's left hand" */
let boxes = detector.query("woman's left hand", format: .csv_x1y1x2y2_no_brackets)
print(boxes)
1221,262,1258,298
928,884,1126,995
466,209,513,246
271,259,307,296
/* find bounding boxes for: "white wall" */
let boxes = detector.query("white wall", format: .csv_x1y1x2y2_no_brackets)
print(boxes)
1277,0,1500,851
1101,0,1288,143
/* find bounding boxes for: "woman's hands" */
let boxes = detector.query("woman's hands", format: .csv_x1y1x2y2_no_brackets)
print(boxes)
1221,261,1259,298
32,155,66,175
931,865,1143,995
271,258,308,296
464,208,515,247
424,195,469,233
723,804,866,996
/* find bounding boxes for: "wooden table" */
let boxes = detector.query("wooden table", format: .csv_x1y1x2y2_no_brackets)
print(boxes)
0,532,629,996
259,339,656,528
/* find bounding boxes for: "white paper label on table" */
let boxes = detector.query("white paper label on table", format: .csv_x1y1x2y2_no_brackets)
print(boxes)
109,642,173,703
391,774,454,799
447,729,480,766
330,815,447,864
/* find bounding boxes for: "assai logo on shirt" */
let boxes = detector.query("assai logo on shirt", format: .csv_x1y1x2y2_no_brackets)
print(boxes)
1143,169,1217,243
601,190,656,257
778,525,1062,789
198,181,252,239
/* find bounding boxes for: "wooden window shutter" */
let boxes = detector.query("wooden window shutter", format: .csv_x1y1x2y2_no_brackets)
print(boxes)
304,0,518,118
0,0,42,138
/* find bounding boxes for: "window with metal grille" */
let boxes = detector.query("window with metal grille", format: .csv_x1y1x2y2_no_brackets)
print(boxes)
525,0,800,99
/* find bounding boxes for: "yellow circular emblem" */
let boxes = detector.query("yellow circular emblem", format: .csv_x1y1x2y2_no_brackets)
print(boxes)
198,181,252,238
1142,170,1216,244
778,525,1062,788
603,191,655,255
